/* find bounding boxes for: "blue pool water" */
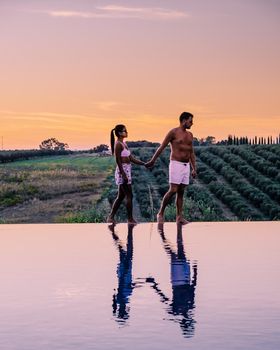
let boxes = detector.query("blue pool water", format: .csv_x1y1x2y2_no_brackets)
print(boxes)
0,222,279,350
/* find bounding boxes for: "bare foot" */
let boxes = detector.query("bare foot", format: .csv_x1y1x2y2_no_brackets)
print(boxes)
108,223,115,233
176,216,190,225
157,213,164,223
128,219,137,226
107,216,116,224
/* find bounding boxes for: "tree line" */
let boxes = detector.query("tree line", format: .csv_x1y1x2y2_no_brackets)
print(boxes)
1,134,279,164
226,135,280,146
192,134,280,146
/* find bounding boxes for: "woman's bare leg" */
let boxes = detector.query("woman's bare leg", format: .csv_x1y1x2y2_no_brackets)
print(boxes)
107,185,125,223
123,184,137,224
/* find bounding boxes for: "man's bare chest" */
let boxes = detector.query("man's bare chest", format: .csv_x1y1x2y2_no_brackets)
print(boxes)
172,133,192,146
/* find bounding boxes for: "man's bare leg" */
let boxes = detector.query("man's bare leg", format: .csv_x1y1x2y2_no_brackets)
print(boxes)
176,184,189,225
157,184,178,223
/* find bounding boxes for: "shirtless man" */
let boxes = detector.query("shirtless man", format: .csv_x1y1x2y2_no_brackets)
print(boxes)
145,112,197,224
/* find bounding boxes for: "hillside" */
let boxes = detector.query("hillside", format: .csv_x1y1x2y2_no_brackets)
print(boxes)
0,145,279,223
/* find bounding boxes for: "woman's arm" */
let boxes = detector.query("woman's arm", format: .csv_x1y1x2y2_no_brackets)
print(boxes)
115,143,128,181
129,154,145,165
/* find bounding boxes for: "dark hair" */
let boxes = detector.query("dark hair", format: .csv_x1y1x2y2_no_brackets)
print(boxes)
179,111,193,123
110,124,126,155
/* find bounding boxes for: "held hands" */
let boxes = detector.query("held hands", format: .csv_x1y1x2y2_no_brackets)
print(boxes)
145,160,155,168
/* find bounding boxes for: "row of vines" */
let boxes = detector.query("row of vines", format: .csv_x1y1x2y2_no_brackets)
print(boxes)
118,145,280,221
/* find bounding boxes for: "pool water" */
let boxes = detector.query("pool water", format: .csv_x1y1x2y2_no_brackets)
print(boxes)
0,222,279,350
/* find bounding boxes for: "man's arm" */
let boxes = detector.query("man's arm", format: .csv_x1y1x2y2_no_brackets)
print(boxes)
145,130,174,168
190,142,197,178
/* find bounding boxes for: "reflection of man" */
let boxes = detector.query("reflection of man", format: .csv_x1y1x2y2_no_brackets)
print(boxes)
148,224,197,337
109,224,141,323
146,112,197,224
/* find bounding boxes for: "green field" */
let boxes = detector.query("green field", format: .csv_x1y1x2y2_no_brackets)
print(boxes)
0,145,279,223
0,154,115,223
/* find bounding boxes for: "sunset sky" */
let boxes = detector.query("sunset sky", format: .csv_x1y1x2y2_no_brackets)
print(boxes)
1,0,279,150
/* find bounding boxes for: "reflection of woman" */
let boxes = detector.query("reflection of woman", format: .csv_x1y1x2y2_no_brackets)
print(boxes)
110,224,141,323
107,125,145,225
149,225,197,337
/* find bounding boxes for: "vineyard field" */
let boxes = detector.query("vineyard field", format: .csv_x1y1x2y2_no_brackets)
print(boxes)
0,145,279,223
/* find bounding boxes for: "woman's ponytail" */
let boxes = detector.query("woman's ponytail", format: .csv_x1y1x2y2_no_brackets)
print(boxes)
110,124,125,155
110,128,115,155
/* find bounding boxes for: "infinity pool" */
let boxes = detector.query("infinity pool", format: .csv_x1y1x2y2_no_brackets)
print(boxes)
0,222,279,350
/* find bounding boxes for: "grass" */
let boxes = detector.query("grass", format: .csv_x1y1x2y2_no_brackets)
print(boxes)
0,154,115,223
0,154,115,171
58,204,108,223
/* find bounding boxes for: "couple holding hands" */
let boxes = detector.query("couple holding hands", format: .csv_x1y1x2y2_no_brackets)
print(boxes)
107,112,197,226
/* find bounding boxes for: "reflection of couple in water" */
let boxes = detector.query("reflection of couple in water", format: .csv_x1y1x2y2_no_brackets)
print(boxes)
110,224,140,322
109,223,198,337
107,111,197,225
154,224,198,337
